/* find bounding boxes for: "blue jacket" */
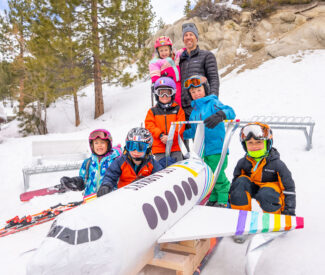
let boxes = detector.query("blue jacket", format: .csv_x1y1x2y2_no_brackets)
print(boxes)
79,146,122,196
102,152,163,189
184,95,235,156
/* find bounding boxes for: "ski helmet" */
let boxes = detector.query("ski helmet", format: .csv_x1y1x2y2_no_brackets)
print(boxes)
184,75,210,98
154,36,173,49
88,129,112,155
125,127,153,155
154,36,173,58
239,122,273,152
153,77,176,104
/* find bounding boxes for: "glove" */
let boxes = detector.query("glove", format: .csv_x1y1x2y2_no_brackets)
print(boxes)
60,176,85,191
204,110,226,129
97,185,113,197
282,208,296,216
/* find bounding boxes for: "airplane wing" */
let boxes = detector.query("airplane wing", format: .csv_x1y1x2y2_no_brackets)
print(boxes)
158,205,304,243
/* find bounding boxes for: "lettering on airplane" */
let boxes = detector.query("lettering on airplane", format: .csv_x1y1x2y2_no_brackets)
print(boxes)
125,167,176,191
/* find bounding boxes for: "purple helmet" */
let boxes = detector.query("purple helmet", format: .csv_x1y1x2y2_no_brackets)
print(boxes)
154,77,176,90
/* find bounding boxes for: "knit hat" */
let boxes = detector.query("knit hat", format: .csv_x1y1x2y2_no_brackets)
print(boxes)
182,23,199,40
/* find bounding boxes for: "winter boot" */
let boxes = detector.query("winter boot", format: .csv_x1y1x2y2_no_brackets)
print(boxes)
232,235,248,244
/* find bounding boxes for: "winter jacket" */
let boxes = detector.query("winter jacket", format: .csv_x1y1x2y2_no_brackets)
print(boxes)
79,146,122,197
232,148,296,213
145,102,185,154
183,95,235,156
149,54,182,106
178,46,220,119
101,152,163,189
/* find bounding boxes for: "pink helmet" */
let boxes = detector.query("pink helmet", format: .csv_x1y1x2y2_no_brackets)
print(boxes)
154,36,173,49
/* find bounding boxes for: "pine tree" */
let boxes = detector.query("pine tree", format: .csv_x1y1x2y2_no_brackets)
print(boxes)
5,0,33,113
184,0,192,17
46,0,89,127
77,0,155,118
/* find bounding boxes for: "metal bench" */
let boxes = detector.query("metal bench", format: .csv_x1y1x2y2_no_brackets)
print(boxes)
23,139,90,191
239,116,315,151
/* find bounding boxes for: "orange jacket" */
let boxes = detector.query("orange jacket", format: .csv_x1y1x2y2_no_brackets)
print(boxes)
102,153,163,189
145,102,185,154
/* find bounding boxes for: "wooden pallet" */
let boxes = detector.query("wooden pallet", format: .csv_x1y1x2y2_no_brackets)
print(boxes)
147,239,211,275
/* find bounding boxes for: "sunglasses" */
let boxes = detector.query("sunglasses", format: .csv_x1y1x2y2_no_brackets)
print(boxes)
182,23,197,30
89,130,110,140
154,88,175,97
126,141,149,153
184,77,203,89
240,124,271,142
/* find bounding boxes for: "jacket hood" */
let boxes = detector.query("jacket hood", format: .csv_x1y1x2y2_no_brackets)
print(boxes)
191,94,218,108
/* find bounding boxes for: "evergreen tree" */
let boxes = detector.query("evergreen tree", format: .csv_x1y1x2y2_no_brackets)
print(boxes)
46,0,90,126
5,0,33,113
184,0,192,17
77,0,155,118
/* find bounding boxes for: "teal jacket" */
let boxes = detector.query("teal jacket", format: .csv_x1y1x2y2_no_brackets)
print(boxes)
184,95,235,156
79,146,122,196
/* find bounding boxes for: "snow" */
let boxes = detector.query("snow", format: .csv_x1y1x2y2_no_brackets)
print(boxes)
0,49,325,274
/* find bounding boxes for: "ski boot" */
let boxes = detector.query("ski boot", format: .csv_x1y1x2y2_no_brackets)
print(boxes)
232,235,248,244
206,201,227,208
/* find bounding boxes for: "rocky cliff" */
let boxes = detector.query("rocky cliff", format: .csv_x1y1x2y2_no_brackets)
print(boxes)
147,2,325,76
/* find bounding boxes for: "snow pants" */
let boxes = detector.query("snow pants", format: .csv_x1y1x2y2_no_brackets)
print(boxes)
229,176,284,214
204,154,230,204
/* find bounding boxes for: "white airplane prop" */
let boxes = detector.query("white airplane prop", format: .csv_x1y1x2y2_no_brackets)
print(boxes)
27,121,304,275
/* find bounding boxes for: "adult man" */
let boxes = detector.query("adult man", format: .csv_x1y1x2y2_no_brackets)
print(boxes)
179,23,220,119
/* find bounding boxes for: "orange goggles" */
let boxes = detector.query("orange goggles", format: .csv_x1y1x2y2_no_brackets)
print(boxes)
184,77,203,89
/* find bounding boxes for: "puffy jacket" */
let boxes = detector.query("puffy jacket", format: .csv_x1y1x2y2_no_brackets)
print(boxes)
231,148,296,213
178,46,220,119
79,146,122,197
145,102,185,154
183,95,235,156
149,55,182,107
101,153,163,189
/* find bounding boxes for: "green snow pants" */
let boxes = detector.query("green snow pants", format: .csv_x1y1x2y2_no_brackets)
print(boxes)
204,154,230,204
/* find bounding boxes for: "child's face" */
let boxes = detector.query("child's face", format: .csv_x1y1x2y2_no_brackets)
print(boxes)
158,89,172,104
158,46,171,59
129,150,145,160
189,85,205,100
246,138,265,151
93,138,108,155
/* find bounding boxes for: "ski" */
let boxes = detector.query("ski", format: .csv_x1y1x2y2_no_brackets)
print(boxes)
0,201,83,238
20,183,69,202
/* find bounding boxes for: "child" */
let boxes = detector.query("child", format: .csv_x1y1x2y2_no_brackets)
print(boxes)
149,36,182,107
60,129,122,199
229,122,296,216
145,77,185,166
183,75,236,207
97,127,163,197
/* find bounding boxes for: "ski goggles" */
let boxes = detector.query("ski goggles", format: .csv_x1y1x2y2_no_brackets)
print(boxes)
126,141,149,153
89,130,111,141
240,123,271,142
184,76,204,89
154,88,175,97
182,23,197,31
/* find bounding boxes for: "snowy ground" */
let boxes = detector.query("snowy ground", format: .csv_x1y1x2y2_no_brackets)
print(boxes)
0,50,324,274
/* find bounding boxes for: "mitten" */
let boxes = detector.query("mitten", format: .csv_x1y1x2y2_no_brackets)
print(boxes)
97,185,113,197
60,176,84,191
204,110,226,129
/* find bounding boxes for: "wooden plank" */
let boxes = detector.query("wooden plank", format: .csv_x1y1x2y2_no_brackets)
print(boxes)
148,239,210,275
160,242,198,254
148,250,191,271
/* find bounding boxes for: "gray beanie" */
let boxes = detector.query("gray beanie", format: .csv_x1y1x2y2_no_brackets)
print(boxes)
182,23,199,40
